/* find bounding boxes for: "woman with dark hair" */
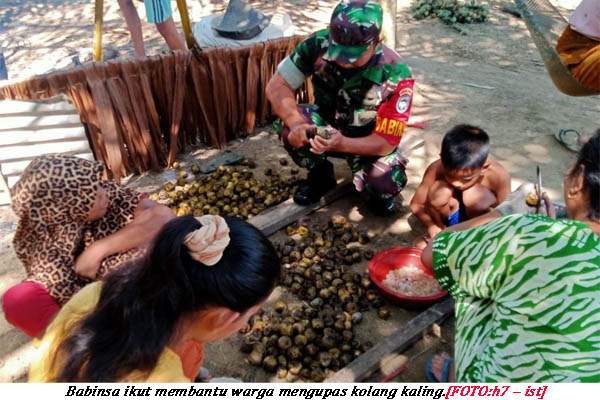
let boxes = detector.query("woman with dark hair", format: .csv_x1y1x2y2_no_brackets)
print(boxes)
2,154,173,337
422,131,600,382
29,214,280,382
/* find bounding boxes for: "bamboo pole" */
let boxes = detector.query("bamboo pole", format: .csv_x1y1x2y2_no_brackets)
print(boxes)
176,0,195,50
380,0,396,49
93,0,104,61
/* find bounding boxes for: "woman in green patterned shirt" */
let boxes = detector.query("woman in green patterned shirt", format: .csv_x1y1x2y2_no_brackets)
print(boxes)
422,131,600,383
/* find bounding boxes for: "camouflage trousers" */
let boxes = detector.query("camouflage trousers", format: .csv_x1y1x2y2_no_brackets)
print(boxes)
274,104,407,199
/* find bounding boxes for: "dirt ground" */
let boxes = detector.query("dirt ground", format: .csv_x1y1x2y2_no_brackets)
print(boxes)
0,0,598,383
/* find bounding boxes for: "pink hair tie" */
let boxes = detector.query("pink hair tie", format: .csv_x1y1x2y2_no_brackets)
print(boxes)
184,215,231,266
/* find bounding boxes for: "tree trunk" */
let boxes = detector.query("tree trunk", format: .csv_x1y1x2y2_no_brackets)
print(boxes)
380,0,397,49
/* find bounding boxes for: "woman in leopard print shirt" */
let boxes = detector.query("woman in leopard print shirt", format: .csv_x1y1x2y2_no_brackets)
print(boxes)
2,154,173,337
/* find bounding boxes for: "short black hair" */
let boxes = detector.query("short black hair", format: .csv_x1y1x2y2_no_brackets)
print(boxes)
441,124,490,170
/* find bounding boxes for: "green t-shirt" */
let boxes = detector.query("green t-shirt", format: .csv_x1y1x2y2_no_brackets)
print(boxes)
433,214,600,382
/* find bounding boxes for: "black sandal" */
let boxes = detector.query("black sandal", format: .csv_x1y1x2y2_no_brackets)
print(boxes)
554,129,581,152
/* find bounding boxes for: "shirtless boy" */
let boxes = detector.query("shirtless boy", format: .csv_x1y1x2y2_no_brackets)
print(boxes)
410,124,511,248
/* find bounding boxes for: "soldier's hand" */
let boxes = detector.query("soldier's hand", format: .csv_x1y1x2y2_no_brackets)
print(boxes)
309,128,343,154
288,123,312,148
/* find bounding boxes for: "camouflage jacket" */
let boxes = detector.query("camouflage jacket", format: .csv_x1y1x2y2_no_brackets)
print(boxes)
277,29,411,137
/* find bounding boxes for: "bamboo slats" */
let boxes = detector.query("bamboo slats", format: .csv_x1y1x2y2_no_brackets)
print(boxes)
0,36,309,181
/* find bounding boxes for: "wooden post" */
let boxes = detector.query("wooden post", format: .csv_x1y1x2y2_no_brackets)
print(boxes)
93,0,104,61
380,0,396,49
176,0,195,50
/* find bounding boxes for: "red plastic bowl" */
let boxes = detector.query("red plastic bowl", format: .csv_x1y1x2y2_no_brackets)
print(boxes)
368,247,448,309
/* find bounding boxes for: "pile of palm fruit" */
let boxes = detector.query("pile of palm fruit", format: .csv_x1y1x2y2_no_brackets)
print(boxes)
412,0,489,32
238,216,391,382
148,160,302,219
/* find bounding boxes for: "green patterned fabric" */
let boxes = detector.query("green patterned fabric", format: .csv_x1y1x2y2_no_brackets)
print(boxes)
284,29,411,137
433,214,600,382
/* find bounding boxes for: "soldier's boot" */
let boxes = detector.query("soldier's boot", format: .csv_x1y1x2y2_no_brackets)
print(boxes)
368,195,397,216
293,161,337,206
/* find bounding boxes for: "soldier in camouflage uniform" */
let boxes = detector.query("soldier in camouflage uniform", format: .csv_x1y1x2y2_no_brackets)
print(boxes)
266,0,413,215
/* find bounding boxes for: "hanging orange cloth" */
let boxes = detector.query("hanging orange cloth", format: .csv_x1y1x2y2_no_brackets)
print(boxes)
556,26,600,90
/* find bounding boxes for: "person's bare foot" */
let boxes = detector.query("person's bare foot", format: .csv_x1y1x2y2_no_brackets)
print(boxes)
429,353,456,382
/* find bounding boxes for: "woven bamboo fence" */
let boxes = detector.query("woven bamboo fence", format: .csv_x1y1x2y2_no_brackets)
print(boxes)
0,36,312,181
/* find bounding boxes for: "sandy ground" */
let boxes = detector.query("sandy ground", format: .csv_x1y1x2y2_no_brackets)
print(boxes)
0,0,598,383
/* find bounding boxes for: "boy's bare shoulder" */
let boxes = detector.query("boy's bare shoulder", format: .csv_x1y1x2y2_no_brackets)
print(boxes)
487,159,510,177
424,159,444,179
488,158,508,170
484,159,511,187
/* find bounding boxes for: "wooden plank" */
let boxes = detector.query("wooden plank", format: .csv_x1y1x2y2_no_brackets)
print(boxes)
0,109,78,117
249,181,354,237
0,97,74,114
326,297,454,382
1,153,94,177
0,191,10,205
0,125,87,146
0,140,92,162
0,112,82,131
5,175,23,187
0,168,11,205
0,121,82,135
0,95,91,206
